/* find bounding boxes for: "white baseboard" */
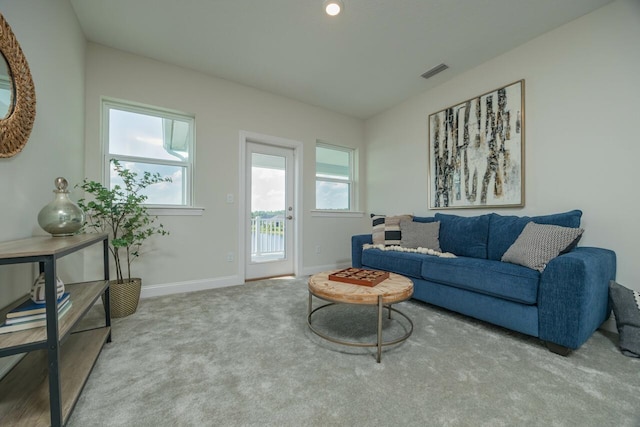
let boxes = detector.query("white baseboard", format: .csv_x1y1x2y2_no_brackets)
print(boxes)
138,265,350,299
137,262,354,299
140,275,244,299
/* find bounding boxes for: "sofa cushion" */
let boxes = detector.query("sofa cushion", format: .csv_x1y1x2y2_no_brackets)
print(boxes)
420,255,540,304
361,248,426,279
434,213,491,259
501,222,584,272
400,220,441,251
487,210,582,261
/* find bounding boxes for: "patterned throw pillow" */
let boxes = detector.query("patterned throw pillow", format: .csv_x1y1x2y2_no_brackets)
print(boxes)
371,214,413,246
371,214,386,245
400,220,441,251
501,222,584,272
609,281,640,357
384,215,410,246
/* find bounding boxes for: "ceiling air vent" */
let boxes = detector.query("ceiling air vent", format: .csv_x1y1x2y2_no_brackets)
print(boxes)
421,63,449,79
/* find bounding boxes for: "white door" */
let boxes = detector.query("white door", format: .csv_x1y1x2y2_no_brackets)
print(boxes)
245,142,295,279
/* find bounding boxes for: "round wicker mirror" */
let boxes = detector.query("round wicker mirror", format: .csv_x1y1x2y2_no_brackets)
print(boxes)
0,12,36,158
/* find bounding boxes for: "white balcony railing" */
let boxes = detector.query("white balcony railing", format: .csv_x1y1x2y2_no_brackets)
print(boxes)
251,216,285,260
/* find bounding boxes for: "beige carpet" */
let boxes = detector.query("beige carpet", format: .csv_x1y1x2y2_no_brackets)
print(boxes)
69,277,640,426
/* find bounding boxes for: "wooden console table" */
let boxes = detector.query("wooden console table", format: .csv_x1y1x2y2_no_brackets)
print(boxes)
0,234,111,426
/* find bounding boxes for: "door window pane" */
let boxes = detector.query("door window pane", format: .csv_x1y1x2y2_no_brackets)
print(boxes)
251,153,286,263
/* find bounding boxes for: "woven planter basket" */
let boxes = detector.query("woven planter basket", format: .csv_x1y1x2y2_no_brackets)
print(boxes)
103,278,142,318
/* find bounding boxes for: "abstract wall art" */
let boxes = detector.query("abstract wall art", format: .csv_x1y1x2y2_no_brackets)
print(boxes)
428,80,524,209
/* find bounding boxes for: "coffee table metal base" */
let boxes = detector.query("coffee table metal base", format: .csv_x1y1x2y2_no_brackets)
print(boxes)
307,292,414,363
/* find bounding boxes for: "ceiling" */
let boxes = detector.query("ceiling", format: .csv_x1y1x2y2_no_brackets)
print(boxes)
69,0,612,119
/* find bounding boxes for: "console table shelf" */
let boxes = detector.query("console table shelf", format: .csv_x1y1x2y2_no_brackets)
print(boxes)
0,281,109,355
0,328,110,426
0,233,111,426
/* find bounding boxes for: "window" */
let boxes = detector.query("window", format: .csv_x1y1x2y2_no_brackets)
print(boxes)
103,100,194,206
315,142,355,210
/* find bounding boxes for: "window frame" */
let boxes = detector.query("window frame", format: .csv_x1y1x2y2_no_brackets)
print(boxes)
314,141,357,212
101,99,195,208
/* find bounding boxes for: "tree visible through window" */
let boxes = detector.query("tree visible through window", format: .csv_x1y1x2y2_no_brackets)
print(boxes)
315,142,354,210
103,100,194,206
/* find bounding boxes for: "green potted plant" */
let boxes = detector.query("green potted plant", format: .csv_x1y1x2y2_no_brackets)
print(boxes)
77,159,171,318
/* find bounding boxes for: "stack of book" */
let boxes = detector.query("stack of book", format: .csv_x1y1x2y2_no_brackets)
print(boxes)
0,292,72,334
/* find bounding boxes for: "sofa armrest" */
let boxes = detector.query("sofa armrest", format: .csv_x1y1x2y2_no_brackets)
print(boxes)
538,247,616,349
352,234,373,268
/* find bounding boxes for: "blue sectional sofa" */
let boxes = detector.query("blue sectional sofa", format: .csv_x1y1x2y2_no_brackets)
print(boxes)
352,210,616,354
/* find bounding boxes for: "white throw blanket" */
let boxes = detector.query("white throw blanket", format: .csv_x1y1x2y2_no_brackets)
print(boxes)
363,244,457,258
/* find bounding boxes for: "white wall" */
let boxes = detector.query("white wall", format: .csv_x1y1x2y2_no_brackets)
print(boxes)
0,0,86,303
365,0,640,296
84,44,366,293
0,0,85,374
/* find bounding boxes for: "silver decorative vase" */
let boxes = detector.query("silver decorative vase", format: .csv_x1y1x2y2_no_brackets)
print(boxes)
37,177,85,237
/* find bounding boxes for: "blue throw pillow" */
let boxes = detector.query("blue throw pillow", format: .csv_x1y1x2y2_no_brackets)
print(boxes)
487,210,582,261
412,216,437,223
434,213,491,259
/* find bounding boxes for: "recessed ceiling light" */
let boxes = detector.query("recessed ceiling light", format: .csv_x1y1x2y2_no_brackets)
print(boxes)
324,0,344,16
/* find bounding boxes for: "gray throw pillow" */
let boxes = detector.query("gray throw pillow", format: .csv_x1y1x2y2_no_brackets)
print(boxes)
501,222,584,272
609,281,640,358
400,220,441,251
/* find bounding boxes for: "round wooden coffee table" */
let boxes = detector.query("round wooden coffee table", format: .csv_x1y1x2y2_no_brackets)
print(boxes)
307,270,414,362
